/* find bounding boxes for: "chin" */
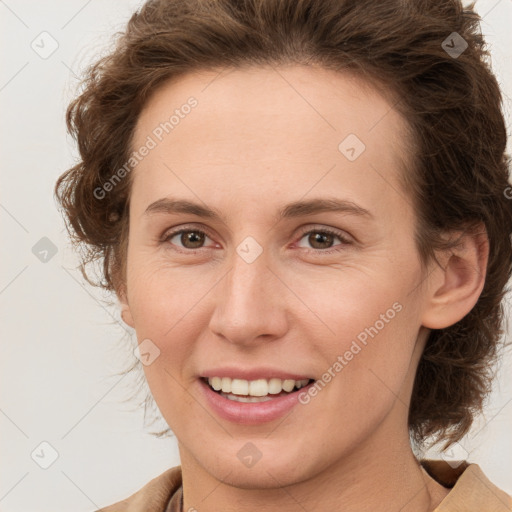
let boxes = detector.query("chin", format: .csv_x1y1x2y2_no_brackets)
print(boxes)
206,456,314,490
187,434,328,490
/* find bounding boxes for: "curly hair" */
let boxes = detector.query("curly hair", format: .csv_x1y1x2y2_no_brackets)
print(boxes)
54,0,512,450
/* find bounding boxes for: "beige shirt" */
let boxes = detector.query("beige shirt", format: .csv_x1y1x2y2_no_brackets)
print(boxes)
96,460,512,511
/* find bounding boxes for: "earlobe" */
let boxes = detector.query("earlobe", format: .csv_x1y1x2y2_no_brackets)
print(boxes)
120,305,135,328
117,286,135,328
421,224,489,330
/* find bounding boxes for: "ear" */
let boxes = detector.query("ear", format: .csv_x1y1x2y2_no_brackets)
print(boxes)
421,223,489,330
116,284,135,329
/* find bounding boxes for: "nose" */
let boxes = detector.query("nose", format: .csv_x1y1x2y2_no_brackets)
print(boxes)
207,247,288,347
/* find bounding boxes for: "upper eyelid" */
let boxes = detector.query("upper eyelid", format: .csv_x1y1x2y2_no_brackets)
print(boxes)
162,223,216,241
162,223,347,236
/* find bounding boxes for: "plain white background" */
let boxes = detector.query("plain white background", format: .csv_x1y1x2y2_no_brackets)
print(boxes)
1,1,511,510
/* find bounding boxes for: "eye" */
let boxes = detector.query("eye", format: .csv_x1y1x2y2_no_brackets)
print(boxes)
295,227,352,254
160,225,352,254
161,226,216,252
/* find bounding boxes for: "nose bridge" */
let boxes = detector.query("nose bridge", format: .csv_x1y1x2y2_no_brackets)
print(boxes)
208,244,286,344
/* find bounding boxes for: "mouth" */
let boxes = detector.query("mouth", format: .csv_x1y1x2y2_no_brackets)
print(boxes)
201,376,315,403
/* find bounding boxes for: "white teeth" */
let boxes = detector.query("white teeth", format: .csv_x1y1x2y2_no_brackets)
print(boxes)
249,379,268,397
221,377,231,393
207,376,311,397
231,379,249,395
282,379,296,392
268,378,282,394
220,392,274,403
210,376,222,391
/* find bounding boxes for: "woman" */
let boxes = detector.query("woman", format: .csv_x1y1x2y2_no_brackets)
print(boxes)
55,0,512,510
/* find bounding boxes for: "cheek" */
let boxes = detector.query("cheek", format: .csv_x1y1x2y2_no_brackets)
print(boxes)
327,302,421,426
129,270,200,418
309,270,422,398
126,255,194,331
302,265,415,349
126,263,208,379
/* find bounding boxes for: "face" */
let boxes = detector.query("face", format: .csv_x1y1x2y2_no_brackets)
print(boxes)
121,64,434,488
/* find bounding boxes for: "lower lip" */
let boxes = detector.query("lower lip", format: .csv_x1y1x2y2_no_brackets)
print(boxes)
199,379,314,425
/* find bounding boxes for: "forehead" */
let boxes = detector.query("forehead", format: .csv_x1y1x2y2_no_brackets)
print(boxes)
135,63,407,140
130,64,412,215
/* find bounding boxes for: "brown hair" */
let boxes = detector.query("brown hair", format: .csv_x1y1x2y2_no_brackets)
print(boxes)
55,0,512,450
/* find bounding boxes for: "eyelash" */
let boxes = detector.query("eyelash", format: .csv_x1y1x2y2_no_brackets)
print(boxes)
160,224,352,255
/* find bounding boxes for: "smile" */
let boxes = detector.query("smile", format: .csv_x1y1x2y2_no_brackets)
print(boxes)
204,376,313,402
199,375,316,424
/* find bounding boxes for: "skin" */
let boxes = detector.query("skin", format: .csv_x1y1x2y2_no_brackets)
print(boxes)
119,64,489,512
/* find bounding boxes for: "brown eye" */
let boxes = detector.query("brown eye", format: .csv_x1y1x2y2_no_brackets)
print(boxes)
296,228,351,253
307,232,335,250
179,230,205,249
163,228,213,251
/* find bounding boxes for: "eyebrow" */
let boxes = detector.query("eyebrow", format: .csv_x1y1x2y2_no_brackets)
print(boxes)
143,197,374,222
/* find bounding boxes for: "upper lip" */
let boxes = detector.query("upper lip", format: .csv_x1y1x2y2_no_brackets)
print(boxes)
199,367,314,381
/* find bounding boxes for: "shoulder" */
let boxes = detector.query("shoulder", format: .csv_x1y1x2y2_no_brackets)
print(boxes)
93,465,182,512
422,460,512,511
